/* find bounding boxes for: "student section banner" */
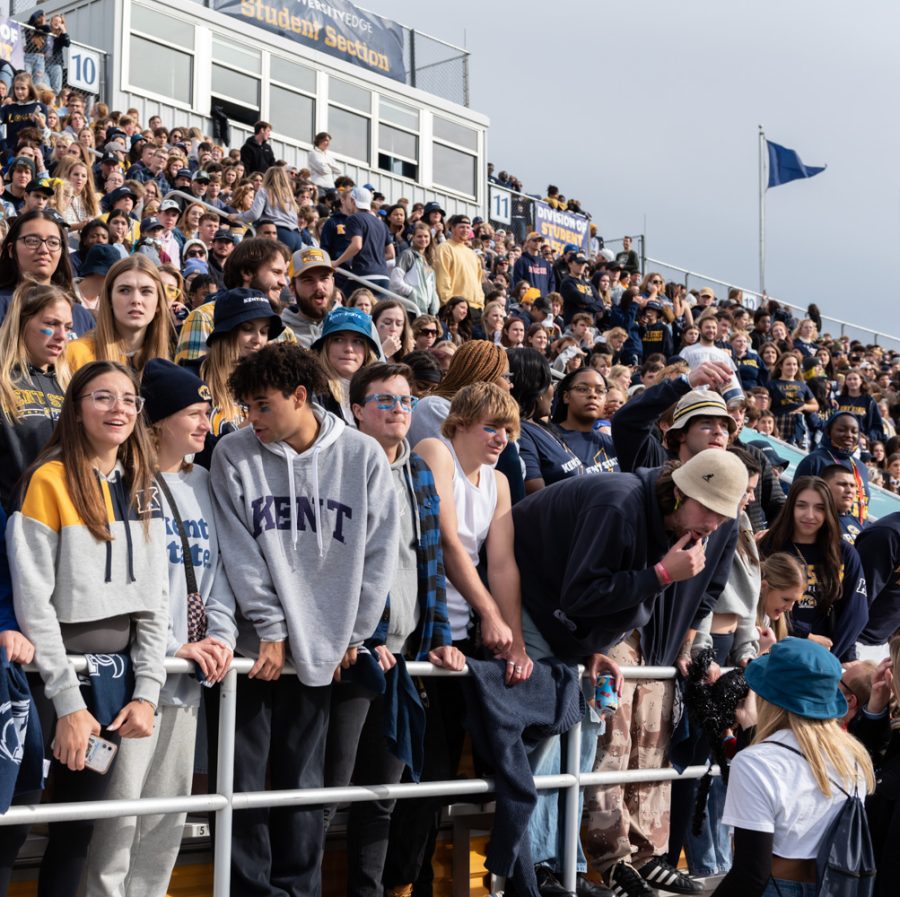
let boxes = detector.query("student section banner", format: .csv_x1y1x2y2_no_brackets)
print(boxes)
0,16,25,70
533,200,590,256
214,0,406,82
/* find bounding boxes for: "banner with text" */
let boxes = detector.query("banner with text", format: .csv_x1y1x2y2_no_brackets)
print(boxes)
213,0,406,82
0,16,25,70
533,200,590,256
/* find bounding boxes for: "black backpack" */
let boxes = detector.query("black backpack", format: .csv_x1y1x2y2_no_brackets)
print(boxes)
770,742,875,897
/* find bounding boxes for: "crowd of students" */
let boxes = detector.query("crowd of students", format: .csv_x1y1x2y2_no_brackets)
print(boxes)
0,41,898,897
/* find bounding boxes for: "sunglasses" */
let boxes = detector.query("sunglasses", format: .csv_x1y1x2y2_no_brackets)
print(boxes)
418,328,438,336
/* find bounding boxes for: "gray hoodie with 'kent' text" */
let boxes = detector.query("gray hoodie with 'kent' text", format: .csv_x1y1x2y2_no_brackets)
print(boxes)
210,406,399,687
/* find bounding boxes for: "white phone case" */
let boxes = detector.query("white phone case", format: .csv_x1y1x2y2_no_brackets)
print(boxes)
84,735,118,774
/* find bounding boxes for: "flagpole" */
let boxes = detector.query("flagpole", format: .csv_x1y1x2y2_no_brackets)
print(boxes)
759,125,766,298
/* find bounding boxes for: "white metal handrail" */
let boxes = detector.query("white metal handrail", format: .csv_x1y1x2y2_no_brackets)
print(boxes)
2,657,712,896
645,255,900,350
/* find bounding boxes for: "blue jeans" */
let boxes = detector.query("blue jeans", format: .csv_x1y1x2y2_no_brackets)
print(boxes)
762,879,816,897
522,609,602,874
683,775,731,875
24,53,45,84
47,63,63,95
275,225,303,253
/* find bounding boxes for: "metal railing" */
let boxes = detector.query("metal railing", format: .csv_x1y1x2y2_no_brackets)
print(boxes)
15,18,108,101
644,256,900,351
0,658,714,895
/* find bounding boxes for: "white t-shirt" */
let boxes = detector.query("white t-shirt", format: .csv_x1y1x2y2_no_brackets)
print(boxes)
722,728,867,859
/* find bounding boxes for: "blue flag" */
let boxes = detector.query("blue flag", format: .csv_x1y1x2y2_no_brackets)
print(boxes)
767,140,826,189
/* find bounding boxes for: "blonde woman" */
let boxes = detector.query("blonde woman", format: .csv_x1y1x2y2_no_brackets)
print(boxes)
389,221,439,315
177,203,204,243
346,287,376,316
755,552,806,652
55,157,100,228
712,638,874,897
64,255,171,375
0,282,72,509
236,164,301,250
200,288,284,438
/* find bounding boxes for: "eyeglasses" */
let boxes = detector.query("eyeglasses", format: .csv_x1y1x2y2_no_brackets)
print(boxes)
79,389,145,413
417,328,438,336
363,393,418,412
568,385,606,396
18,235,62,251
163,284,182,298
651,279,663,285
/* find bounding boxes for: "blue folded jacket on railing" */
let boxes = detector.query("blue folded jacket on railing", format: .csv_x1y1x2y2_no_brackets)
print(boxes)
342,646,426,782
462,657,585,897
0,647,44,814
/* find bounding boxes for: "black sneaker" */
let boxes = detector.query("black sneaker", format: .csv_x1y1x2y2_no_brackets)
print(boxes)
608,863,656,897
637,857,702,895
535,864,575,897
576,874,614,897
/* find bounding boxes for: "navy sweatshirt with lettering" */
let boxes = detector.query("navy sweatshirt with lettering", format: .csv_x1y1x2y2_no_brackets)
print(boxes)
210,405,399,686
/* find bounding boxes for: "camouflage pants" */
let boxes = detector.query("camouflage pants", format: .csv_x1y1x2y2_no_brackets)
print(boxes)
584,636,675,875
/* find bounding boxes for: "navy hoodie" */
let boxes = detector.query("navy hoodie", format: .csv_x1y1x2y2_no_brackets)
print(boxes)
513,469,668,659
835,393,885,444
733,350,768,389
855,512,900,645
793,415,871,525
511,252,555,296
768,539,867,662
639,517,738,667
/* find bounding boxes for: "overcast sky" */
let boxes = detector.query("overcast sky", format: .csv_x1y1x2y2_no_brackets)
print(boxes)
388,0,899,344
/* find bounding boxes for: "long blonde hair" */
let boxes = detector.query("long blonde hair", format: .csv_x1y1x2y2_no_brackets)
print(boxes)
753,698,874,796
756,552,805,643
200,334,243,427
55,157,100,217
261,166,297,216
88,255,171,373
0,281,72,420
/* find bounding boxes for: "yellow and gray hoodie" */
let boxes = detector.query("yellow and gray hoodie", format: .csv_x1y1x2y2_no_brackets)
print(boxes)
7,460,169,718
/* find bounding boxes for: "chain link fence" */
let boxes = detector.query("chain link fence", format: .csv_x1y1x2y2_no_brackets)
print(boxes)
405,28,469,106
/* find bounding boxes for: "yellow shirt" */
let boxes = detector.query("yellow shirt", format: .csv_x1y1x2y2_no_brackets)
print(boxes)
433,240,485,309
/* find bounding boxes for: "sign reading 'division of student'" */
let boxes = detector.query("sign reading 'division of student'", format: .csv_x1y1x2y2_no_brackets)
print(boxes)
532,200,590,256
214,0,406,83
0,16,25,70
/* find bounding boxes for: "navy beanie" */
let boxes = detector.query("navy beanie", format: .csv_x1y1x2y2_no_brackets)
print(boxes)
141,359,212,424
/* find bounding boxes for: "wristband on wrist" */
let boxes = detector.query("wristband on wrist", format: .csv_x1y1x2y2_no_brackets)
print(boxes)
655,562,673,586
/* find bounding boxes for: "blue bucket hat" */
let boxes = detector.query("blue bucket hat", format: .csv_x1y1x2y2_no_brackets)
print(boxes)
311,306,380,354
207,288,285,346
744,637,847,720
79,244,122,277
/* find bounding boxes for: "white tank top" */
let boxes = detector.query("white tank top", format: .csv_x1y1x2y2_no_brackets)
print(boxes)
439,436,498,640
